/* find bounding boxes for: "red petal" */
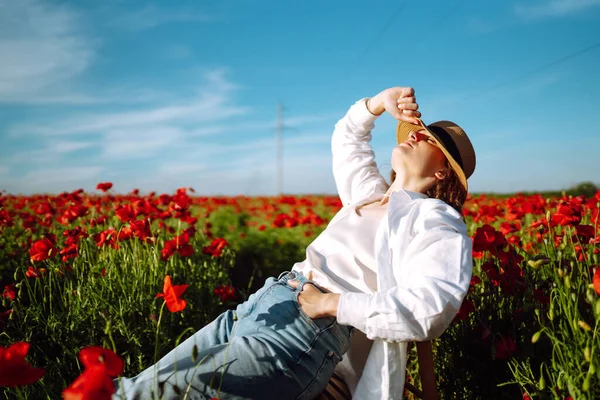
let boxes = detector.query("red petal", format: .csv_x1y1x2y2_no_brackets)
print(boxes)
8,342,29,359
162,275,173,293
79,347,124,377
172,284,189,298
166,298,187,313
63,365,114,399
0,363,45,387
593,267,600,296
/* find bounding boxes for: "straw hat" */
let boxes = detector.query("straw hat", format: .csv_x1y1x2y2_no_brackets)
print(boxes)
396,119,476,191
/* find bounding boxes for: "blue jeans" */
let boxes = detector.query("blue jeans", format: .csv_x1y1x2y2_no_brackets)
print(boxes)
113,271,353,399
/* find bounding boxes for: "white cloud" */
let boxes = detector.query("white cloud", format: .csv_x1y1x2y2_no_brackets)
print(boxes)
131,152,336,196
109,4,216,31
52,141,96,153
0,0,95,102
6,140,96,166
9,70,248,137
102,126,184,158
515,0,600,19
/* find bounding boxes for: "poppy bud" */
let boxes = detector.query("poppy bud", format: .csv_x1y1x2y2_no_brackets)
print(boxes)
557,268,564,278
586,289,595,304
564,275,571,289
538,373,545,391
578,320,592,332
584,347,591,363
531,331,542,344
527,260,544,269
595,299,600,318
556,373,564,390
583,374,591,392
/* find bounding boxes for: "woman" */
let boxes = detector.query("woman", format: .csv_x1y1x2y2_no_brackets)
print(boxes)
114,86,476,400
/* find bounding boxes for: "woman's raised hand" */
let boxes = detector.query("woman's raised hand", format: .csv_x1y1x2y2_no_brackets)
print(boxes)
366,87,421,125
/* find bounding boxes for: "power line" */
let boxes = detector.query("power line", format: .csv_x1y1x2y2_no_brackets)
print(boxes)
343,0,407,82
463,40,600,102
352,0,407,64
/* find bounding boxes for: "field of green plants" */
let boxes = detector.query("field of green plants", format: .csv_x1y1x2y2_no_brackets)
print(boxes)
1,183,599,399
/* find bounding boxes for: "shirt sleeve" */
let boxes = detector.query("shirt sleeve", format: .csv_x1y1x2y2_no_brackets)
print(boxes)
336,204,473,342
331,98,390,206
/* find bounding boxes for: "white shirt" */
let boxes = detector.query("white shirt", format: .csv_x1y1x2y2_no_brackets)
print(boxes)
293,201,385,296
292,98,473,399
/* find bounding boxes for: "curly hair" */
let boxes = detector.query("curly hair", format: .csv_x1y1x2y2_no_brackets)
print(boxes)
389,166,467,214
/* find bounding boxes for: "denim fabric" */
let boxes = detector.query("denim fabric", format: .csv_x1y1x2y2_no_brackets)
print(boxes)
113,271,352,400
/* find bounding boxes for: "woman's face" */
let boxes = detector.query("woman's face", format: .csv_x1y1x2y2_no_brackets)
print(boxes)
391,129,448,181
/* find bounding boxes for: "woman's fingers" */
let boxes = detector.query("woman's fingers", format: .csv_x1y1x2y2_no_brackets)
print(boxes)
399,110,421,125
397,97,417,109
395,90,419,124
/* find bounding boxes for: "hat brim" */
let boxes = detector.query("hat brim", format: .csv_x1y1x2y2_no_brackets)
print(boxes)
396,120,468,191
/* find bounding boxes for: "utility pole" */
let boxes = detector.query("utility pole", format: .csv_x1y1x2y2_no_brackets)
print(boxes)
276,102,283,195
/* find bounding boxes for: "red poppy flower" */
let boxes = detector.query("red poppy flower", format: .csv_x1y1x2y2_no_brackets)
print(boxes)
59,205,89,224
60,244,79,262
96,182,113,192
29,237,58,262
161,232,194,261
202,238,229,258
156,275,189,312
79,347,123,377
94,229,118,249
2,284,16,301
130,219,152,241
593,267,600,296
62,365,114,400
573,224,595,244
454,298,475,321
214,285,237,302
115,205,135,222
0,342,45,387
472,225,505,252
551,201,583,227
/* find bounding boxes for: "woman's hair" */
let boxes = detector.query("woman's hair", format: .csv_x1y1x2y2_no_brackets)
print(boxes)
389,165,467,213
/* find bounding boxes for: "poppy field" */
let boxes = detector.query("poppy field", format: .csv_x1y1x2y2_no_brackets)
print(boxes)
1,183,599,399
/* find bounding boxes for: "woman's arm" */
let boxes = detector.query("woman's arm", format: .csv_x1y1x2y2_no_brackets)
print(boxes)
331,87,420,206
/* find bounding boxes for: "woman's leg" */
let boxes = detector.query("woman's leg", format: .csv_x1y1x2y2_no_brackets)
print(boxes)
114,272,352,400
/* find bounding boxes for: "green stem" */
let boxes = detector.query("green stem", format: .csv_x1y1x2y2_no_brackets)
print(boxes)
154,301,166,364
14,386,25,400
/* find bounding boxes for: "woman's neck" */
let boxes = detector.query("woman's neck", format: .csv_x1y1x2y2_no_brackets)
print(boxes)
377,173,433,206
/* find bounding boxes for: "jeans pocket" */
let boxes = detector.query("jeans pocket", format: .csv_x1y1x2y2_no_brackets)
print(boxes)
296,350,342,400
291,290,321,333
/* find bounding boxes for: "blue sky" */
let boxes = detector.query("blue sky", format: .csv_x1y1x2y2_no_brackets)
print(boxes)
1,0,599,196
